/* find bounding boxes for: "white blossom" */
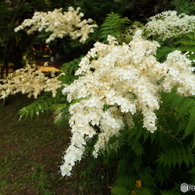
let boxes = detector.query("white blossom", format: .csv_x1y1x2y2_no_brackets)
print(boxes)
60,30,195,177
145,10,195,40
14,7,97,43
8,7,195,178
0,65,65,99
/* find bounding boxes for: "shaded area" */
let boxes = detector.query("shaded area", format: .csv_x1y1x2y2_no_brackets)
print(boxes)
0,94,113,195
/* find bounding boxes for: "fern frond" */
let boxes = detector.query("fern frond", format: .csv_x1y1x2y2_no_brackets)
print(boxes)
156,145,195,168
136,187,153,195
159,189,180,195
177,98,194,118
154,165,173,187
161,91,195,139
60,56,82,84
138,166,156,188
111,186,130,195
114,176,136,194
162,89,187,111
100,12,131,41
129,138,144,156
132,156,142,172
117,158,129,173
18,91,66,120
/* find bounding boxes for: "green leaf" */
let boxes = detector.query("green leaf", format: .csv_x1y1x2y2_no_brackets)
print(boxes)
174,37,195,45
143,131,150,143
182,118,195,138
131,140,144,156
136,187,153,195
189,105,195,121
29,108,34,119
178,98,194,118
187,167,195,174
35,105,39,116
111,186,130,195
43,101,49,111
186,32,195,39
169,95,185,110
47,97,53,106
192,132,195,148
156,46,173,61
156,146,195,168
162,92,177,107
178,45,195,52
176,119,188,135
135,125,144,142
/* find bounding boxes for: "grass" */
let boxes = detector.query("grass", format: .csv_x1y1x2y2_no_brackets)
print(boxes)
0,94,113,195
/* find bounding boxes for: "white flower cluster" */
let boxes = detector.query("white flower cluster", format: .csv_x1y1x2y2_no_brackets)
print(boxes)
145,10,195,40
14,7,97,43
60,30,195,176
0,65,64,99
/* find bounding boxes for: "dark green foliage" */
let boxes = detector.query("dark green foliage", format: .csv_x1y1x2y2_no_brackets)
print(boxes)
100,12,131,42
10,2,195,194
168,0,195,14
72,0,134,25
18,52,83,124
173,32,195,60
156,46,176,62
156,145,195,168
18,90,66,120
160,90,195,143
136,188,154,195
159,189,180,195
111,186,130,195
87,90,195,195
60,56,82,84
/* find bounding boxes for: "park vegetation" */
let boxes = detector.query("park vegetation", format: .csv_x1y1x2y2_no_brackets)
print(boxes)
1,0,195,194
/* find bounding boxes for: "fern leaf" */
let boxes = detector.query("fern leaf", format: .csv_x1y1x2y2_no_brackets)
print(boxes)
100,12,131,41
174,37,195,45
132,156,142,172
150,131,157,144
114,176,136,193
161,91,177,107
168,94,185,110
126,127,137,140
178,45,195,52
160,189,180,195
156,46,174,62
138,166,156,188
111,186,129,195
187,166,195,174
187,146,195,165
181,104,195,138
18,91,66,120
60,56,82,84
192,132,195,148
186,32,195,39
156,146,195,168
176,119,188,135
136,187,153,195
182,118,195,138
189,105,195,120
142,131,150,143
177,98,194,118
130,139,144,156
117,158,129,173
155,165,173,187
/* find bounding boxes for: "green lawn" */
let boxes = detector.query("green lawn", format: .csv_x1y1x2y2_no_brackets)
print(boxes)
0,94,110,195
